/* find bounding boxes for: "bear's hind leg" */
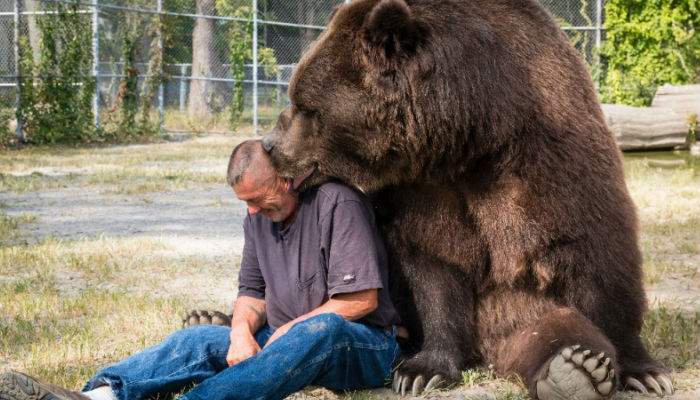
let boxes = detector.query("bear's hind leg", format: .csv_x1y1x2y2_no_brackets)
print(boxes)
484,301,618,400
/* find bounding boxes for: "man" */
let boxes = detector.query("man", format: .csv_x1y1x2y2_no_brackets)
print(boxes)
0,140,402,400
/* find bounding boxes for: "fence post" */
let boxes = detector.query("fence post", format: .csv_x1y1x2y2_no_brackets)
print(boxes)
179,64,187,112
13,0,23,143
594,0,603,88
92,0,100,129
157,0,164,133
252,0,258,135
595,0,603,49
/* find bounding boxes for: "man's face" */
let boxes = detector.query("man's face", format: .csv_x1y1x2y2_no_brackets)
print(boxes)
233,173,298,223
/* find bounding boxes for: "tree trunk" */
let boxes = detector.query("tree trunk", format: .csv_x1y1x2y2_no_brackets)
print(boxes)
652,84,700,122
187,0,224,114
602,104,689,151
23,0,41,62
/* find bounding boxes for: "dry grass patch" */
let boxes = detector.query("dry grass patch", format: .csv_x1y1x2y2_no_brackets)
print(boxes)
0,134,245,194
641,305,700,371
0,210,37,246
623,154,700,284
0,285,185,390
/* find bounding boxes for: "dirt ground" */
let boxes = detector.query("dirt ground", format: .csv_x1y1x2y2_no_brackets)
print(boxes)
1,135,698,399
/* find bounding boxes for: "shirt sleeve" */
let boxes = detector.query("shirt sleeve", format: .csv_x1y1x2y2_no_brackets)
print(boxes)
237,214,266,299
322,200,384,297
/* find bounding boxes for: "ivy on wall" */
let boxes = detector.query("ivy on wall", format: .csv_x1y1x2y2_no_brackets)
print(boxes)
600,0,700,106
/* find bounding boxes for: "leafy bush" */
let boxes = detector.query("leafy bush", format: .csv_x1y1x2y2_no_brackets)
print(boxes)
216,0,278,130
600,0,700,106
0,108,14,148
17,2,96,144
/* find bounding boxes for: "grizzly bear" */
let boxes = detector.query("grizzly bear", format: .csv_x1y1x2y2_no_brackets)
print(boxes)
207,0,674,399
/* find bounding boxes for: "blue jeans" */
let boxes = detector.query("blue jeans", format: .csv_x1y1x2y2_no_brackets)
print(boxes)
83,314,401,400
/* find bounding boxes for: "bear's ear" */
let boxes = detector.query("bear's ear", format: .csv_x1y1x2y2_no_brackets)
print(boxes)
361,0,425,67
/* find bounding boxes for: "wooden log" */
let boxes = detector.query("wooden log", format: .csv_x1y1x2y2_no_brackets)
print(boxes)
652,84,700,121
602,104,689,151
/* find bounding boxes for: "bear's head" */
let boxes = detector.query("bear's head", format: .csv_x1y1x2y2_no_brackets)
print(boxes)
263,0,596,193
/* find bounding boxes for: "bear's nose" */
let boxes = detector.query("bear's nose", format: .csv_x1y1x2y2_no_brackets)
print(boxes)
261,134,276,153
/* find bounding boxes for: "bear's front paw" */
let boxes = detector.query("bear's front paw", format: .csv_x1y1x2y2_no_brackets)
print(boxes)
392,350,462,396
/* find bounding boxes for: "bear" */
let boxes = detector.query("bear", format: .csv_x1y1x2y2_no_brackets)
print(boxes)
250,0,675,399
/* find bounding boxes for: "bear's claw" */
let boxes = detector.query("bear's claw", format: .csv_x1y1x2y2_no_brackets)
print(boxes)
536,344,616,400
392,371,443,396
624,374,673,397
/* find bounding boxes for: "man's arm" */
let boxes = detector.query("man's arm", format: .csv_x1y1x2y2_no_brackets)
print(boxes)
264,289,377,346
226,295,267,366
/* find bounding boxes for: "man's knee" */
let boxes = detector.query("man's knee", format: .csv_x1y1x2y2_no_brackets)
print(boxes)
165,325,230,353
293,313,346,339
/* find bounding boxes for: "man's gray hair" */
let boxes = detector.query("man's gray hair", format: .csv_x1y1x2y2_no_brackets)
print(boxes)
226,140,273,186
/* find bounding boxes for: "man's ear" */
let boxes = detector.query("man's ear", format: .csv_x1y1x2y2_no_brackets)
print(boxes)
361,0,427,68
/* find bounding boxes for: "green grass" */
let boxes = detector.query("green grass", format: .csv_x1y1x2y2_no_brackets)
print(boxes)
642,305,700,371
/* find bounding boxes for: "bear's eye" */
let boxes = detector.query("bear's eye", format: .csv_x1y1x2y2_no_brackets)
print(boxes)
294,104,316,118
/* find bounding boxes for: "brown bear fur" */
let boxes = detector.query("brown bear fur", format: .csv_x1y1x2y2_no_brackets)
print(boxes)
263,0,667,396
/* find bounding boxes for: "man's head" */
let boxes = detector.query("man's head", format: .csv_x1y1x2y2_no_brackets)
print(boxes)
227,140,298,223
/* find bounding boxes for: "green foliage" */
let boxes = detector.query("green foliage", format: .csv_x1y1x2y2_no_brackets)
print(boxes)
139,17,164,136
0,108,13,148
101,3,162,140
17,2,96,144
217,0,278,129
642,305,700,370
601,0,700,106
118,33,140,136
689,113,698,143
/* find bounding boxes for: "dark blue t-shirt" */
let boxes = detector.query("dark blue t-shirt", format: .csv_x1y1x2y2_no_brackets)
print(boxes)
237,182,400,330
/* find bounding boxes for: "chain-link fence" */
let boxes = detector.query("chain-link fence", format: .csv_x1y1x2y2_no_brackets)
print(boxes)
0,0,605,141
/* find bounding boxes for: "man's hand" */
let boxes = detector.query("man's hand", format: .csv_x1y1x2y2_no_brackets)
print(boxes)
227,330,262,366
226,296,267,366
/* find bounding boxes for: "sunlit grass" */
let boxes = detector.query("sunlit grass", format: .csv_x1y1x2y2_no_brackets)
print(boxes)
0,210,37,246
623,153,700,285
1,142,698,399
0,134,245,194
